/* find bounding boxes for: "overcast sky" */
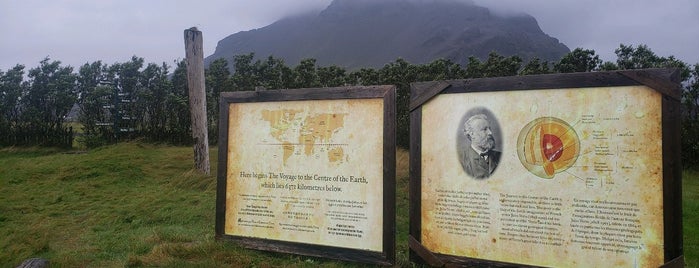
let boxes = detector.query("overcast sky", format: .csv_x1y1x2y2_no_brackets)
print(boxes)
1,0,698,72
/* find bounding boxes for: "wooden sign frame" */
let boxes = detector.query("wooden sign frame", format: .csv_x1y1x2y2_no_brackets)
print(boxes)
216,86,396,265
408,69,683,267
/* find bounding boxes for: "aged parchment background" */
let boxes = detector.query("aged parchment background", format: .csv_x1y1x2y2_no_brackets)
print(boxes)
421,86,664,267
226,98,385,251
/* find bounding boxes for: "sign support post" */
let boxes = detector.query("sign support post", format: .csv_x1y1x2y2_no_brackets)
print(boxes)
184,27,210,175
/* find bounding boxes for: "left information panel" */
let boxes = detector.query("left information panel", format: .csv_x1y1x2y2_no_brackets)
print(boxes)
216,86,396,265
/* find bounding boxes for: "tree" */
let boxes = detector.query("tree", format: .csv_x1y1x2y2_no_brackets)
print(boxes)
231,53,258,91
115,56,145,96
293,58,320,88
683,64,699,166
257,56,293,90
0,65,26,146
76,61,114,147
317,65,347,87
553,48,601,73
78,82,115,147
519,58,551,75
615,44,660,70
138,62,172,141
348,68,380,86
613,44,690,79
598,61,619,71
0,65,25,127
76,61,106,99
21,57,76,147
167,60,192,144
466,52,522,78
24,58,77,129
106,56,145,140
424,58,466,80
205,58,232,144
378,58,419,148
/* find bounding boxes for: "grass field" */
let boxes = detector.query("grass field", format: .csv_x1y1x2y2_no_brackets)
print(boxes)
0,143,696,267
684,169,699,267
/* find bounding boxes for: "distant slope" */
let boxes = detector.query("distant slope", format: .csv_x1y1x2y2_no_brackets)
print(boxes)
205,0,570,70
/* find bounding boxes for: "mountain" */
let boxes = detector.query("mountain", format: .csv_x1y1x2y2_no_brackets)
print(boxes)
205,0,570,70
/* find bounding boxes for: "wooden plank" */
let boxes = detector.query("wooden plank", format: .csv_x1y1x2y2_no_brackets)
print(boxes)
382,86,397,264
436,69,681,98
618,68,682,100
408,108,423,264
660,255,686,268
438,253,543,268
441,71,642,94
408,235,444,267
215,94,230,239
223,236,393,266
662,95,684,261
220,85,393,103
409,81,450,111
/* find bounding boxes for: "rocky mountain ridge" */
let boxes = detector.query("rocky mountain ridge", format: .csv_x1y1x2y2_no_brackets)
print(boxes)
205,0,570,70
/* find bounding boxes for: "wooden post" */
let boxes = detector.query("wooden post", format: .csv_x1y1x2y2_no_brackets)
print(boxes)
184,27,210,175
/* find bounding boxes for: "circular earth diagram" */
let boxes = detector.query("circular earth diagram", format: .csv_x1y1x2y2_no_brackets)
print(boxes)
517,117,580,179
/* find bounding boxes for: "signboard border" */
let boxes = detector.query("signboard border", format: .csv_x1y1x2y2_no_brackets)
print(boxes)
215,85,396,266
408,69,683,267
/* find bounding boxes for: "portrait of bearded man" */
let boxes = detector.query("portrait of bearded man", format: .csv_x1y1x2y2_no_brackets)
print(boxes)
460,113,501,179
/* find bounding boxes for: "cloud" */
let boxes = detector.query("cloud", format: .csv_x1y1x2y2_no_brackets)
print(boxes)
1,0,697,71
474,0,699,63
0,0,332,70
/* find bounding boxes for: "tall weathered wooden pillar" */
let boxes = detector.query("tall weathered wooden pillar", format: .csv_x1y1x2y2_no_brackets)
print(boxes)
184,27,210,175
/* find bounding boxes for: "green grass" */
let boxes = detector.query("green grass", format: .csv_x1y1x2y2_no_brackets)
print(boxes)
0,144,696,267
0,143,408,267
684,169,699,268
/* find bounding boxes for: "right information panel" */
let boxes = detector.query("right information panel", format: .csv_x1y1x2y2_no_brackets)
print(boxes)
416,80,673,267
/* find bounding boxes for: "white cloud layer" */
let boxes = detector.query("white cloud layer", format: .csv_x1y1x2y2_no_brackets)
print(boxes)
1,0,697,70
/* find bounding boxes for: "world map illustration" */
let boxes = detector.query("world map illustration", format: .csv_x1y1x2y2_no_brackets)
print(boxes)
261,109,348,165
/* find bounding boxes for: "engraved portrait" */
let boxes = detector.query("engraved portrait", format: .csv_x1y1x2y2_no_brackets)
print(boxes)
457,108,503,179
